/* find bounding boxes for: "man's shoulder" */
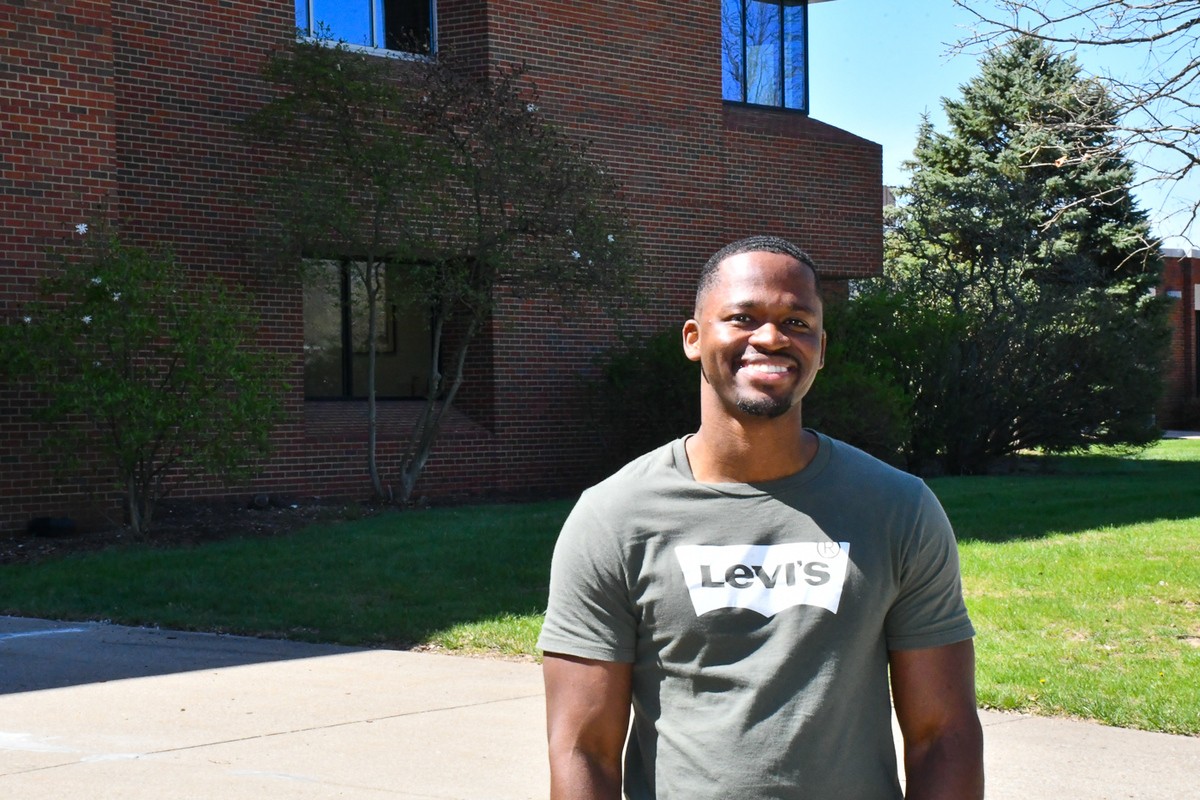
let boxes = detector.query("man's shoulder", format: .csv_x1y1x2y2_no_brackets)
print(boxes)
817,432,928,496
585,438,684,498
559,439,687,544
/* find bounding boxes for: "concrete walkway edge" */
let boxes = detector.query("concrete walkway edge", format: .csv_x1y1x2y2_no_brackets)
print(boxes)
1,618,1197,799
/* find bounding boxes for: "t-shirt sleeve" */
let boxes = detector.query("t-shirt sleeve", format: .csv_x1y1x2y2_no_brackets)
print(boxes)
537,493,639,663
884,485,975,651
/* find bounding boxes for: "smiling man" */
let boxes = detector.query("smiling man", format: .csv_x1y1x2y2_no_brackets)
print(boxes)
539,236,983,800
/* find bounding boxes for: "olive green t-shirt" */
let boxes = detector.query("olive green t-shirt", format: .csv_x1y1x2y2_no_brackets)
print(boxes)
538,433,974,799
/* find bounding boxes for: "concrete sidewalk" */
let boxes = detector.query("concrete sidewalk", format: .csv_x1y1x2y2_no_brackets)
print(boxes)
1,619,1197,799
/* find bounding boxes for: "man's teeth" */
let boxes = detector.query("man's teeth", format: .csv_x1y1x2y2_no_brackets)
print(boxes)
744,363,789,373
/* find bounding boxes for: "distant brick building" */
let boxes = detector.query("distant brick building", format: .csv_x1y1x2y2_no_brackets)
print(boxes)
1,1,881,532
1159,249,1200,429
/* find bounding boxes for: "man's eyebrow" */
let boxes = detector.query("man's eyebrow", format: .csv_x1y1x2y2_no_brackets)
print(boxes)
720,299,819,313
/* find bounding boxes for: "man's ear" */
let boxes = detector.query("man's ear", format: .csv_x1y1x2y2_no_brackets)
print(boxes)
682,319,701,362
819,330,827,369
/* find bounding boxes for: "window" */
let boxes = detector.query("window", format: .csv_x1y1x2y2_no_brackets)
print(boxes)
295,0,435,54
721,0,808,111
303,261,432,399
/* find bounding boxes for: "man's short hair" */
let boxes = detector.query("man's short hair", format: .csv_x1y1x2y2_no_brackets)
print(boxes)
695,235,822,312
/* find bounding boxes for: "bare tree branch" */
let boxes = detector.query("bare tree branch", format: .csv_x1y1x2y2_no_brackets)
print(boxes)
954,0,1200,244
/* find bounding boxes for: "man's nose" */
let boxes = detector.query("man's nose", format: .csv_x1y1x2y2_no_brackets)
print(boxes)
749,322,788,349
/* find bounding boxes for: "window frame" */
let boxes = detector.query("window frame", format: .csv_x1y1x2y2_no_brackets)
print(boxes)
722,0,810,113
295,0,438,58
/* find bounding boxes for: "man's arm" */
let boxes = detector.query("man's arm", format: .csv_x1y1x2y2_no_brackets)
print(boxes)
889,639,984,800
543,652,633,800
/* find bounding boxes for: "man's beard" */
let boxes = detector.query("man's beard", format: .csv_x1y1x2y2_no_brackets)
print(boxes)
736,396,793,419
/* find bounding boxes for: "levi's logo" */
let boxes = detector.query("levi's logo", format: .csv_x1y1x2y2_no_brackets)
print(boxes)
674,542,850,618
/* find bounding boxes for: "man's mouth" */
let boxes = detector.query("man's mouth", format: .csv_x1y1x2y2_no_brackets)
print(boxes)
739,361,794,375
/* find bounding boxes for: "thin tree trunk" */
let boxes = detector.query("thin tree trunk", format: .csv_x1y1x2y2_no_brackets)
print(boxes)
365,261,385,499
398,315,479,503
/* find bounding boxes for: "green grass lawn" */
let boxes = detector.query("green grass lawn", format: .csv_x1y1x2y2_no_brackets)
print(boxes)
939,440,1200,735
0,500,570,653
1,440,1197,734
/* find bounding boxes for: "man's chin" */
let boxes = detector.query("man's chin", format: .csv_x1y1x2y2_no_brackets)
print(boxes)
735,397,793,419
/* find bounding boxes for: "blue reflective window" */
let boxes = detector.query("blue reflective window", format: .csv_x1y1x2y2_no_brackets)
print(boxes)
721,0,808,112
721,0,745,103
312,0,372,47
745,1,782,105
295,0,434,54
783,3,807,109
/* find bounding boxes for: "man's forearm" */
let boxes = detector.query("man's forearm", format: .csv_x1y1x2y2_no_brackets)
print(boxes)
902,722,984,800
549,750,623,800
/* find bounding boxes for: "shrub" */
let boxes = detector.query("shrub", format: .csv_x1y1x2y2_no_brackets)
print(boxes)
0,223,287,535
804,296,919,466
588,328,699,472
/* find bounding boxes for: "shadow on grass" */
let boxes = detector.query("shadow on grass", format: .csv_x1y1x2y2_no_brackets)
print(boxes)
0,500,574,689
932,452,1200,544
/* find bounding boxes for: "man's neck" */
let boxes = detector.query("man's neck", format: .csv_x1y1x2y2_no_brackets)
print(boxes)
685,415,817,484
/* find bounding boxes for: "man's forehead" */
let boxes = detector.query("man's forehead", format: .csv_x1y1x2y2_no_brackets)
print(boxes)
712,251,819,290
721,249,801,265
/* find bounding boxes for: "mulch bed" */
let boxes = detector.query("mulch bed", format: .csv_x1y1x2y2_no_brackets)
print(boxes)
0,498,380,566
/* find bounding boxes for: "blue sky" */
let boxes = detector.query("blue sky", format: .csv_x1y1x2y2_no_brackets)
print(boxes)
807,0,1196,248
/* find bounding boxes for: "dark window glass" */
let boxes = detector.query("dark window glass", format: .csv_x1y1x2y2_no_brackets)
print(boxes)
303,261,432,400
303,263,344,399
1195,309,1200,396
384,0,433,52
720,0,808,112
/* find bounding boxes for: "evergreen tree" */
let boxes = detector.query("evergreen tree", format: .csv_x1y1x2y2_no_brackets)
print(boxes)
879,36,1168,473
955,0,1200,241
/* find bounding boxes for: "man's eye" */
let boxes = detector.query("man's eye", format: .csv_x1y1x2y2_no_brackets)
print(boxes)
785,319,809,328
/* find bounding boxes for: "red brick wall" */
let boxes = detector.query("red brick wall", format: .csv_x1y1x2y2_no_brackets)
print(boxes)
722,107,883,277
478,1,881,497
1,1,119,529
0,0,882,533
1159,251,1200,428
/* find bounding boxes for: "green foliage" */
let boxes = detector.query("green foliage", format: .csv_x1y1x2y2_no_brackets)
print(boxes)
0,224,287,535
589,328,700,471
804,298,915,466
246,38,641,501
879,36,1170,473
588,313,915,470
246,37,430,269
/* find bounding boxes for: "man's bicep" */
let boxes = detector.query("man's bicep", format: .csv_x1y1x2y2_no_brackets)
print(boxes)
889,639,977,739
543,652,633,755
889,640,984,799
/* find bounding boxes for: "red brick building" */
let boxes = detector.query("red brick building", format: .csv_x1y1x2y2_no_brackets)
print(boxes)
1,1,882,533
1159,249,1200,429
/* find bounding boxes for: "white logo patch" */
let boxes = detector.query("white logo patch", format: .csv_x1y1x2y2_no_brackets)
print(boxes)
674,542,850,617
